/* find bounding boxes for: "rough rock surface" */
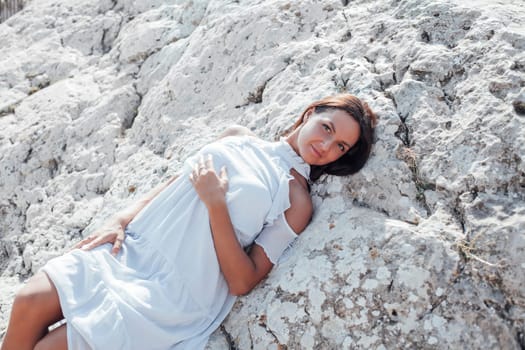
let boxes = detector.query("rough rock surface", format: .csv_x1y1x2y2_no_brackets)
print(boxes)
1,0,524,348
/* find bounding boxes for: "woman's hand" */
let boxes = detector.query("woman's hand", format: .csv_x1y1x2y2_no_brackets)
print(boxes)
73,217,126,256
189,154,228,207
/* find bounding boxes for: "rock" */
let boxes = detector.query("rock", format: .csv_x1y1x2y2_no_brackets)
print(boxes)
514,89,525,115
0,0,524,348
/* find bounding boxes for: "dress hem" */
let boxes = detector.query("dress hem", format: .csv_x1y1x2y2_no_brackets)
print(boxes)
41,263,93,350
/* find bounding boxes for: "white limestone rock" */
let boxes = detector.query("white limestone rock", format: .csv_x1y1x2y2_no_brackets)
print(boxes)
1,0,524,348
112,1,207,63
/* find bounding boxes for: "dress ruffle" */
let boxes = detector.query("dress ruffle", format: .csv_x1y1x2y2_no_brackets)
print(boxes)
41,135,310,350
263,138,310,225
276,137,311,179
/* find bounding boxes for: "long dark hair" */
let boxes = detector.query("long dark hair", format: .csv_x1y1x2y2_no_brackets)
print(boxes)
288,94,377,182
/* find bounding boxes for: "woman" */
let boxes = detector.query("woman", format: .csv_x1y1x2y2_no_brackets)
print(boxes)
1,94,377,350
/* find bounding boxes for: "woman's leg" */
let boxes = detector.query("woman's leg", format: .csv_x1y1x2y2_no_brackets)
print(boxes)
1,272,64,350
34,324,67,350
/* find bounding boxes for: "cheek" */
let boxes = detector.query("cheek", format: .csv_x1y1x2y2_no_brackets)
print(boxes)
328,151,342,163
330,146,349,162
298,125,314,145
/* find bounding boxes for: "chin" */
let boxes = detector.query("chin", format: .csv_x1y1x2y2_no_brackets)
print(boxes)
303,155,319,166
300,149,319,165
306,158,325,166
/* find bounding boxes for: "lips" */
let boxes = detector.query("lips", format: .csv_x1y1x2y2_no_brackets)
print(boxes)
311,144,322,158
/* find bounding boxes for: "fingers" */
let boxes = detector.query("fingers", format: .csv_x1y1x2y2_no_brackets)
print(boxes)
72,234,97,250
199,154,214,172
190,154,217,182
80,235,109,251
220,166,229,192
190,163,198,183
197,154,207,173
220,166,228,181
205,154,213,168
189,154,229,194
75,232,118,252
111,236,125,256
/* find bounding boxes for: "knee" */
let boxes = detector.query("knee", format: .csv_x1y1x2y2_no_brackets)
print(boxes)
12,288,38,316
11,277,47,316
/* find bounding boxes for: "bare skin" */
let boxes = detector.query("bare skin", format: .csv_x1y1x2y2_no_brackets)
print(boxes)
190,125,313,294
190,152,312,295
1,176,179,350
34,324,67,350
1,273,64,350
1,115,358,348
189,112,360,295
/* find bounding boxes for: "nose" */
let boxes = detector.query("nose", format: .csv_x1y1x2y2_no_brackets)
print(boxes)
318,139,330,153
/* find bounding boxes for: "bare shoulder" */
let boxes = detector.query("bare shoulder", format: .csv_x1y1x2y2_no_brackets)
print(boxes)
284,179,313,234
218,125,257,139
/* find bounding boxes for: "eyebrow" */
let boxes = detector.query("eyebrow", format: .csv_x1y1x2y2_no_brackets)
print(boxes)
329,121,352,149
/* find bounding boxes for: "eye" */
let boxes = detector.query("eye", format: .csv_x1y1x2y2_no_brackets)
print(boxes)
322,124,331,133
338,143,345,152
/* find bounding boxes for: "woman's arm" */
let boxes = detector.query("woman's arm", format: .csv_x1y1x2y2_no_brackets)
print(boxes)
74,173,179,255
191,155,312,295
114,174,180,227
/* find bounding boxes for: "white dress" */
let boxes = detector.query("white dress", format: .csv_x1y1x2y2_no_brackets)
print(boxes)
41,135,310,350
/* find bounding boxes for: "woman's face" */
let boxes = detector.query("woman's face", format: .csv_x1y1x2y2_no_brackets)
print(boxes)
296,108,360,166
